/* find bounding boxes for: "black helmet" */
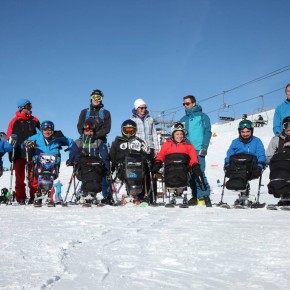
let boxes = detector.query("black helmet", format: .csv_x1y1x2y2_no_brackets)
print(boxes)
238,120,254,132
90,89,104,100
121,119,137,138
1,188,8,195
83,121,96,132
282,116,290,131
41,120,54,131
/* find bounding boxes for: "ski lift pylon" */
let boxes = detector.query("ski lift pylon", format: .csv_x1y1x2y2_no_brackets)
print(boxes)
218,92,235,122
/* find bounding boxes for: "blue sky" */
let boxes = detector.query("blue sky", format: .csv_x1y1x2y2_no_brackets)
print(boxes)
1,0,290,166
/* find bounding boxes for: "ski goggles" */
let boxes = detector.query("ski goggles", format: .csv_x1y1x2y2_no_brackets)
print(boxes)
283,122,290,129
122,127,136,135
91,94,103,101
173,122,185,130
238,121,253,129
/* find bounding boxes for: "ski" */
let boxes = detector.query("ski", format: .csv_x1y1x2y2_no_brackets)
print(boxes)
267,204,278,210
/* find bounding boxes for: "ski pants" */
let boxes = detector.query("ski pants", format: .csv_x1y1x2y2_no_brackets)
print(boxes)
14,158,38,202
189,155,210,199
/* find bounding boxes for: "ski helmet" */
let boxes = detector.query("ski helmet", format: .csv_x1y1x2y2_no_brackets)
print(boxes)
171,122,186,137
17,99,31,110
90,89,104,102
238,120,254,132
1,188,8,195
83,120,96,132
121,119,137,138
0,132,6,141
282,116,290,130
41,120,54,131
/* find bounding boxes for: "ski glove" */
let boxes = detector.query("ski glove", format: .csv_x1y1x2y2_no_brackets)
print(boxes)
191,163,203,178
8,134,18,147
224,165,230,177
199,149,207,157
0,165,3,177
66,160,72,167
152,160,163,174
25,140,36,150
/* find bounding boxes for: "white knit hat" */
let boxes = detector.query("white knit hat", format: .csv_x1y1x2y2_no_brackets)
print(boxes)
134,98,146,110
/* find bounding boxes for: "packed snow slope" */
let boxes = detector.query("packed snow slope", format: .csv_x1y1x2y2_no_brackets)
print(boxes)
1,109,290,290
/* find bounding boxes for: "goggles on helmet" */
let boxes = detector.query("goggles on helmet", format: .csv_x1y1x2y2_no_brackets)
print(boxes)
122,126,136,136
41,121,54,131
173,122,185,130
238,121,253,130
91,95,103,101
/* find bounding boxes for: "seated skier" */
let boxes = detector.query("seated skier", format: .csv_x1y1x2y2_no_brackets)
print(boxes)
266,116,290,206
67,120,110,206
152,122,211,206
0,132,13,178
109,119,151,205
224,120,266,206
23,121,73,206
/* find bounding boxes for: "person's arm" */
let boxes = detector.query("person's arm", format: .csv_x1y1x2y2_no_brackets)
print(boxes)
202,114,212,151
273,107,281,136
224,140,236,166
265,137,278,164
151,121,160,153
77,109,86,135
95,110,111,139
256,139,266,168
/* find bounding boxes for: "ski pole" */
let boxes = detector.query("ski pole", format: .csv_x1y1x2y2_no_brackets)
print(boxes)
25,148,30,201
8,147,16,204
63,166,76,203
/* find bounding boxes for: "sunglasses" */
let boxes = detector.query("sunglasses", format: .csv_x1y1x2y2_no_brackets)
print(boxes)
283,122,290,129
42,128,52,132
84,128,94,132
183,102,192,106
138,107,147,110
91,95,103,101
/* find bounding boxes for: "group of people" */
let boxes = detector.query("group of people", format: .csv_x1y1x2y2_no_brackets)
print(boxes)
0,83,290,207
0,89,212,207
223,83,290,206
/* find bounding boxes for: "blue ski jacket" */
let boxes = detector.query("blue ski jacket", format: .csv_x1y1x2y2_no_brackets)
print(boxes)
273,99,290,136
225,136,266,168
0,140,13,167
180,104,212,151
23,128,73,162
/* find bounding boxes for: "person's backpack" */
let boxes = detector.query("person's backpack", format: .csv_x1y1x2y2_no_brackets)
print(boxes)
85,108,105,128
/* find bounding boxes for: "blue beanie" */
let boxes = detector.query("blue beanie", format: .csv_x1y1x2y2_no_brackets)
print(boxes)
17,99,31,109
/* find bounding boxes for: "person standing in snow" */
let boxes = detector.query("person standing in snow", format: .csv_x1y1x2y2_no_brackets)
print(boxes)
131,99,160,202
6,99,40,205
180,95,212,205
52,180,63,203
273,83,290,136
77,89,111,201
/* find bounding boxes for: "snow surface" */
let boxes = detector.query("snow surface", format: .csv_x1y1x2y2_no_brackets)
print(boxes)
1,109,290,290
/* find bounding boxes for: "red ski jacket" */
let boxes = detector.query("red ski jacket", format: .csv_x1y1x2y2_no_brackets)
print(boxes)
156,138,199,167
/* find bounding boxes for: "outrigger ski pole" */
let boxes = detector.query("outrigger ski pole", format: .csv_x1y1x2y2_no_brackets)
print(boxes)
216,174,228,207
251,174,266,208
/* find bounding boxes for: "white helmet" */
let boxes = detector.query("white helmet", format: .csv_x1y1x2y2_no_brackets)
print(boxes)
171,122,186,137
